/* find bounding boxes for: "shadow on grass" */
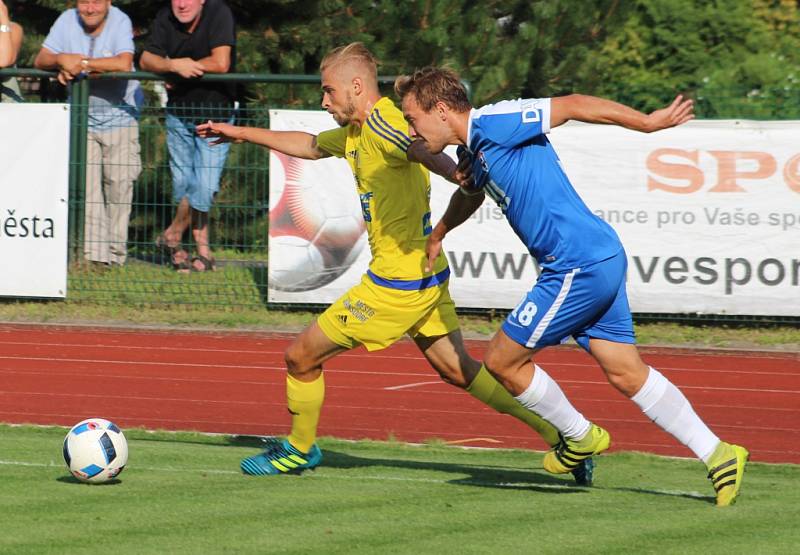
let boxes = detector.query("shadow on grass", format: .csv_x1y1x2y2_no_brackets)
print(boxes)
223,434,586,495
56,476,123,486
605,485,714,504
321,448,588,494
126,433,714,503
320,448,715,504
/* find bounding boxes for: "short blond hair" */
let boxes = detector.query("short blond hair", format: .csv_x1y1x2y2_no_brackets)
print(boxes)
320,42,379,79
395,67,472,113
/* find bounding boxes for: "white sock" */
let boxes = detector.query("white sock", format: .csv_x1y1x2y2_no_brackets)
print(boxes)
515,365,591,440
631,367,720,463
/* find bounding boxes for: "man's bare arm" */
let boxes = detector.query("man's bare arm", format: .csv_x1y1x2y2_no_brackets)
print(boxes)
35,49,132,85
194,45,231,74
550,94,694,133
139,50,169,72
82,52,133,73
407,140,457,181
196,121,330,160
0,22,22,68
33,47,59,69
140,45,230,79
424,187,485,271
140,50,203,78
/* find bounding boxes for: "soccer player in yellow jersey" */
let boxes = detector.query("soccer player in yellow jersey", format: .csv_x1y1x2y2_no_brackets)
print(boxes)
197,43,592,482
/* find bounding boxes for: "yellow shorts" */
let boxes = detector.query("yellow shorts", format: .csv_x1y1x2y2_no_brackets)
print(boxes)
317,273,459,351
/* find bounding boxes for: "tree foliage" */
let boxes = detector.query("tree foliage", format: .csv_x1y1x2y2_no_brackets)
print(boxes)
582,0,800,117
7,0,800,116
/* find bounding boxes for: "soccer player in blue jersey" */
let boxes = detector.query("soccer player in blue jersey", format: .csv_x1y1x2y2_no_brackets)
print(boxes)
198,44,593,484
396,67,748,506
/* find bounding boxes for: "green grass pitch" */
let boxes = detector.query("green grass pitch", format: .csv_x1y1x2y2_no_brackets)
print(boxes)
2,424,799,554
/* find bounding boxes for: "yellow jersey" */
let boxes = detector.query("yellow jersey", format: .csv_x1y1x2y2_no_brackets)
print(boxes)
316,97,449,287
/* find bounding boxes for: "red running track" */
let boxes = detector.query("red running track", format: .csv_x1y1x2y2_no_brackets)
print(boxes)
0,324,798,464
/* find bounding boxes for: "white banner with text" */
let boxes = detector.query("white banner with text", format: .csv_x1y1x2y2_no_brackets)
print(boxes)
0,104,70,298
268,110,800,316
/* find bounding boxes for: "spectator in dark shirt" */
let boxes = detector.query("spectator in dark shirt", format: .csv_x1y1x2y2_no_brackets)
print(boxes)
140,0,236,272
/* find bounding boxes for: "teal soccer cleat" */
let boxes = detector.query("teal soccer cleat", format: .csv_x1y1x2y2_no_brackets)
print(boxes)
240,438,322,476
570,457,595,486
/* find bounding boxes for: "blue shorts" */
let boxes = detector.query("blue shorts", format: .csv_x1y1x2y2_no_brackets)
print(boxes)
165,112,233,212
501,249,635,352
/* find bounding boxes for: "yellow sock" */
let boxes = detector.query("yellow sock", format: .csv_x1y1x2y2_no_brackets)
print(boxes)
466,365,560,447
286,373,325,453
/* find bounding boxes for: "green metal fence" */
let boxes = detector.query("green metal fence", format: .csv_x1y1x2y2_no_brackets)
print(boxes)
1,69,797,325
75,72,332,309
1,70,421,312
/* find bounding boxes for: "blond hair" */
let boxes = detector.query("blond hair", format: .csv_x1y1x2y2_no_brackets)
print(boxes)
395,67,471,113
320,42,379,81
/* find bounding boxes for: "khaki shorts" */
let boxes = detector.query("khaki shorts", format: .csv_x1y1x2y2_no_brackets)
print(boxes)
317,273,459,351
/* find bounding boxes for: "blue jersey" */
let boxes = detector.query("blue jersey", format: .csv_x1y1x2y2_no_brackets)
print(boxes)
465,98,622,272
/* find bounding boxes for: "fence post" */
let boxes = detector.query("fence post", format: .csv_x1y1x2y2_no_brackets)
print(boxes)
67,77,90,263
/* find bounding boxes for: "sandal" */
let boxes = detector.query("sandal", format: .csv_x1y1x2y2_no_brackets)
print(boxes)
155,233,181,250
155,233,190,271
185,254,217,273
172,255,192,272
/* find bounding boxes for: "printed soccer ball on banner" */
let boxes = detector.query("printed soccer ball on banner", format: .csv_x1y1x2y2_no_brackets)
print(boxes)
269,152,367,292
63,418,128,483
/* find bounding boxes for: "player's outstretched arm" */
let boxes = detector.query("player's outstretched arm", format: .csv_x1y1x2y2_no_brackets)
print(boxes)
425,187,484,272
550,94,694,133
196,121,329,160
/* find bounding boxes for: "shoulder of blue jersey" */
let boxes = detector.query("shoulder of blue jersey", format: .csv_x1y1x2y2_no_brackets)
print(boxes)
471,98,549,145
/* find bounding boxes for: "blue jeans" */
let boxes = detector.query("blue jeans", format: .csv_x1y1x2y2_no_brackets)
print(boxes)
165,112,232,212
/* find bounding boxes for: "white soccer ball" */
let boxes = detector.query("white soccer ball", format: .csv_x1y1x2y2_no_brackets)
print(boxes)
269,233,367,292
283,161,365,250
63,418,128,483
269,153,367,292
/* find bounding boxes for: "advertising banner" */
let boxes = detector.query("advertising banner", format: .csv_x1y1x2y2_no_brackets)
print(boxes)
0,104,70,298
268,109,800,316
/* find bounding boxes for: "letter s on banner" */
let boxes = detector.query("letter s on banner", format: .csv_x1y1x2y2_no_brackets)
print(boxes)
646,149,703,193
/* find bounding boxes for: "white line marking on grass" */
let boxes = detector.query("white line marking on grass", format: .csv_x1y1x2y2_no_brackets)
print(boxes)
0,460,53,468
0,459,708,498
0,459,242,475
0,459,576,489
384,381,442,391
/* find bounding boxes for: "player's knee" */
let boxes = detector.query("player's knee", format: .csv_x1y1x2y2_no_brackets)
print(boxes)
284,344,311,377
283,348,298,374
435,365,469,388
483,350,508,380
604,365,647,397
